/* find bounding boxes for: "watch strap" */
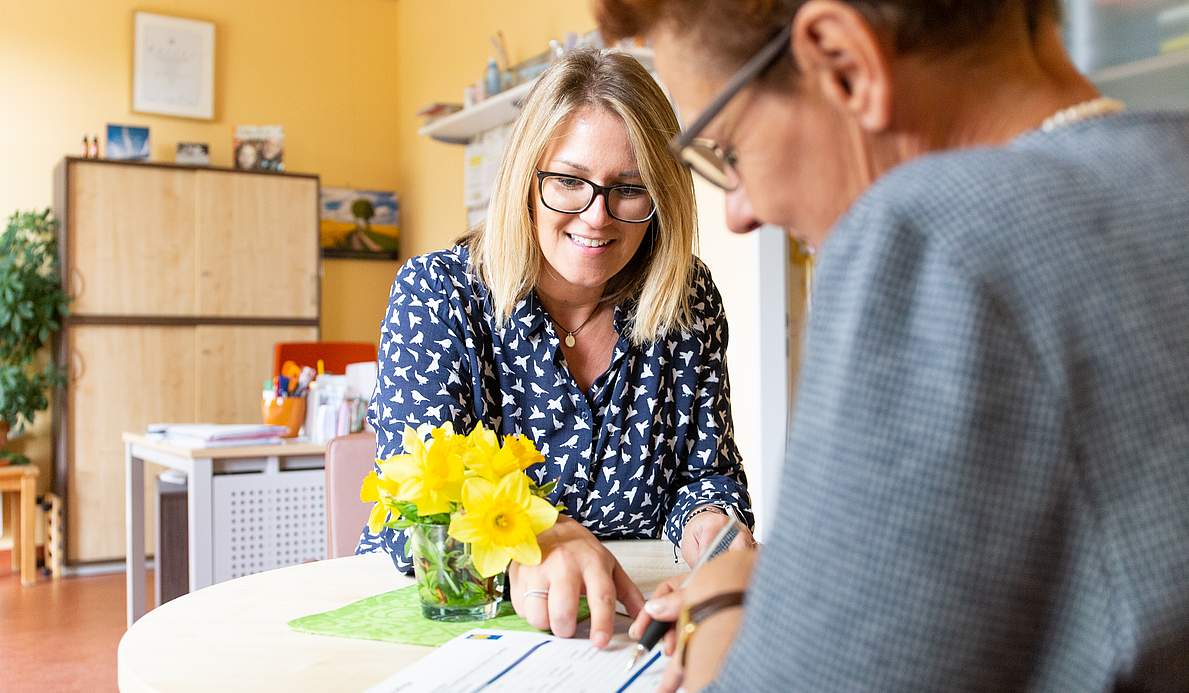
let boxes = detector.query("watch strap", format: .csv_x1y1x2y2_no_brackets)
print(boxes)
688,590,746,626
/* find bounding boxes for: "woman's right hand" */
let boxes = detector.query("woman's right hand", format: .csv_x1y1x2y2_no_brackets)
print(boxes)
508,516,645,648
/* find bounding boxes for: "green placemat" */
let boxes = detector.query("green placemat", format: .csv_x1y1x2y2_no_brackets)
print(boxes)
288,585,589,647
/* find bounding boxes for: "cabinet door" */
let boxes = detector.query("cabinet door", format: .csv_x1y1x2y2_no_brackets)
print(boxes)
67,326,196,563
194,172,319,318
195,325,318,423
68,162,197,316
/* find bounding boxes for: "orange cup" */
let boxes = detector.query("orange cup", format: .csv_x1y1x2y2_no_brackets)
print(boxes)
262,396,306,438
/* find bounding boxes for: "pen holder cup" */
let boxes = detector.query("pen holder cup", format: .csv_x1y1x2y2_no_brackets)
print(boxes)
262,396,306,438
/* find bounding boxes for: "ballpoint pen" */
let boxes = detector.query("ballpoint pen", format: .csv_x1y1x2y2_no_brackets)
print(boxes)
626,515,743,670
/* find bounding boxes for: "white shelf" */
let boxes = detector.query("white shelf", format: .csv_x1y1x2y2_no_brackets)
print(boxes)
419,80,534,145
418,47,655,146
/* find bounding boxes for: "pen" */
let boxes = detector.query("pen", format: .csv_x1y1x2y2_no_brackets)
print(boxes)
626,515,743,670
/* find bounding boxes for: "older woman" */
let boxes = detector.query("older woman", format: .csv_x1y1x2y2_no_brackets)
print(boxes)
356,49,754,647
598,0,1189,691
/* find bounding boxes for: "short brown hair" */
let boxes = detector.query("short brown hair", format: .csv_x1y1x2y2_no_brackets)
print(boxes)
596,0,1061,84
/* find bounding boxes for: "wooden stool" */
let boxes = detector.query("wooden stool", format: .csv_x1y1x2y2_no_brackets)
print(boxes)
0,465,39,586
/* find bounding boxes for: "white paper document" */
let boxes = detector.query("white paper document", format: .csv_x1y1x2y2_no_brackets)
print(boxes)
366,629,668,693
147,423,288,442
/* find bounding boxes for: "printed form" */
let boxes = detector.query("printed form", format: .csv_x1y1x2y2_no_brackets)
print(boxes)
366,629,668,692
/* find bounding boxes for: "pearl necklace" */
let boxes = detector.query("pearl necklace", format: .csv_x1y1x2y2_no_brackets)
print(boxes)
1040,96,1126,133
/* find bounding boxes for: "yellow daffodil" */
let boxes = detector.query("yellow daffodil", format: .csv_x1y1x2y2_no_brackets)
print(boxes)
461,424,500,471
381,424,465,515
448,473,559,578
501,434,545,470
359,471,400,534
464,427,544,482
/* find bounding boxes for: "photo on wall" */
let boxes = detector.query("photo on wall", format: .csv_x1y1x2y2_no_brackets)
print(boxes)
320,187,400,259
105,124,151,161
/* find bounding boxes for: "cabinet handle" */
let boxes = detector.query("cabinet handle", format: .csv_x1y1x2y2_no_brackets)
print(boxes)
312,274,319,308
70,350,85,383
69,267,85,301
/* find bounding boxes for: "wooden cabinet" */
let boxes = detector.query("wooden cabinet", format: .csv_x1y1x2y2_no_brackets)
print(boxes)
64,162,319,320
67,164,197,316
54,158,321,564
194,172,319,318
66,326,194,562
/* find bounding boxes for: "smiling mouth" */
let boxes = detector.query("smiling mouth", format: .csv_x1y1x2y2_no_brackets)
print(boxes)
567,233,614,249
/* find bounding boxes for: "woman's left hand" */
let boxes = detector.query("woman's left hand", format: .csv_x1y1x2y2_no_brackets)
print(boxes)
638,548,758,693
679,507,755,566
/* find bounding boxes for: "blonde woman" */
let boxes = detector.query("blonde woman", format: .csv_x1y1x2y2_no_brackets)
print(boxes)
357,49,754,647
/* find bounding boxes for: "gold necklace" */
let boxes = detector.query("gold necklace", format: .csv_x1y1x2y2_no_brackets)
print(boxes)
552,306,600,348
1040,96,1126,133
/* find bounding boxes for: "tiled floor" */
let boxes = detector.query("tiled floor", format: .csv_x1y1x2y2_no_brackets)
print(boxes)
0,551,152,692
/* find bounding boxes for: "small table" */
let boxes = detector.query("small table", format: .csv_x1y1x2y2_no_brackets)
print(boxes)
123,434,326,626
0,464,39,586
118,541,683,692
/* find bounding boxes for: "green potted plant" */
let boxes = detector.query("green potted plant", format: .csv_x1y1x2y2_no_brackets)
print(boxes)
0,209,70,466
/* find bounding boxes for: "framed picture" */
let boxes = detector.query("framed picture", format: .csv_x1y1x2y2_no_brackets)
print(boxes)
175,142,210,165
234,125,284,172
320,188,400,260
132,12,215,120
106,124,150,161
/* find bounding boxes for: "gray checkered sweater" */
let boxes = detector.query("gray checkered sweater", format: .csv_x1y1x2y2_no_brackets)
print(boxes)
708,112,1189,692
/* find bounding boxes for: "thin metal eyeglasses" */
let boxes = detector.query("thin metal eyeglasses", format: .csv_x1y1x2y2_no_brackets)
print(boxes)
670,23,792,191
534,170,657,223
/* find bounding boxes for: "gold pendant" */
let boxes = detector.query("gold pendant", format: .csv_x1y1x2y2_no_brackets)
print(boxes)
565,334,576,348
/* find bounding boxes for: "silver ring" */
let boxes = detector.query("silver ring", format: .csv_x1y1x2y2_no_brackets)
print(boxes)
523,589,549,599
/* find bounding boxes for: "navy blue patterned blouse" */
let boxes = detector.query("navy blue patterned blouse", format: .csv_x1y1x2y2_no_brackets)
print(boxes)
356,245,752,572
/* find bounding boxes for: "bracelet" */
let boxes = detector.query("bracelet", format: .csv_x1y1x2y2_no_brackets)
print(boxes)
684,504,727,526
675,590,747,667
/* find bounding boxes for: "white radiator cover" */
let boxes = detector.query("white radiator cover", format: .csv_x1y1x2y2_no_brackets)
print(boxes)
212,468,327,582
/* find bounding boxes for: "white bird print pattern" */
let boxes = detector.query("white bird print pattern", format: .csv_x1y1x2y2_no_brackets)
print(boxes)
355,245,752,573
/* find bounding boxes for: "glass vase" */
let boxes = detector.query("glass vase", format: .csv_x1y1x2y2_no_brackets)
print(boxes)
408,523,504,621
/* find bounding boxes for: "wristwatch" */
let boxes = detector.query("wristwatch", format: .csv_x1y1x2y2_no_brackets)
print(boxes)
674,590,747,667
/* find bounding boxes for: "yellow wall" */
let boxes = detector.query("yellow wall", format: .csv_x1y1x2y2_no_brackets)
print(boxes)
0,0,404,499
0,0,596,501
0,0,402,346
1,0,597,334
394,0,594,258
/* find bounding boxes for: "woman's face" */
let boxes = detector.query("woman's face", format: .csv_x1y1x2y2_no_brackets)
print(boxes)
653,32,872,248
533,106,652,294
237,143,259,169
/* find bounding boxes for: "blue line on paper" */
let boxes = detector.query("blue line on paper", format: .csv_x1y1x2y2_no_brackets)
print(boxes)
616,650,662,692
473,640,552,691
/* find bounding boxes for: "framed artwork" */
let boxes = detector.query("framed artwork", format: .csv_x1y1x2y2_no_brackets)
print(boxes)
106,124,150,161
234,125,284,172
132,12,215,120
175,142,210,165
320,187,401,260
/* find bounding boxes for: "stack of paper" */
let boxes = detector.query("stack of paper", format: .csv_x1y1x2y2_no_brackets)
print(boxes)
147,423,289,448
366,629,667,692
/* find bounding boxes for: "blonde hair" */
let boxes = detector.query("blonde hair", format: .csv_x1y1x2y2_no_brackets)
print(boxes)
467,48,697,345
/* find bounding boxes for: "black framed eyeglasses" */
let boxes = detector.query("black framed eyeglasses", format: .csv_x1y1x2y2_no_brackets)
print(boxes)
534,170,657,223
670,23,792,191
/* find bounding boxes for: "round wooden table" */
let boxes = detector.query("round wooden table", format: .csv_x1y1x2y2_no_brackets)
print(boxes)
117,541,683,692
